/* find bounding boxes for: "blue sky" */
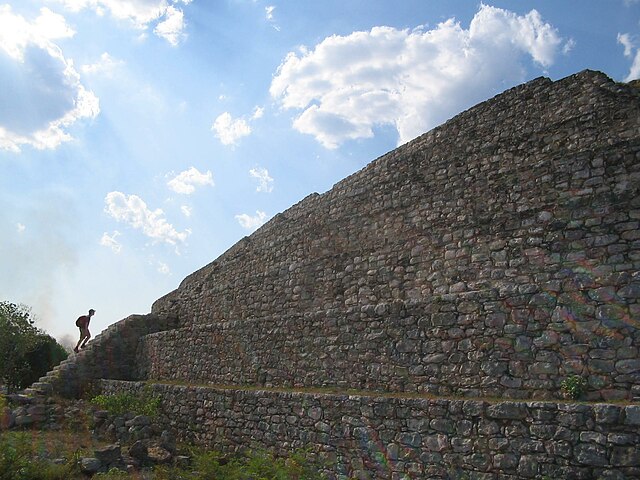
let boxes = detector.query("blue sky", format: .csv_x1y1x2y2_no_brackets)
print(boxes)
1,0,639,347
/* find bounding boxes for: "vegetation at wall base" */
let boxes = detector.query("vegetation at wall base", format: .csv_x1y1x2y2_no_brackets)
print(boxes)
0,430,325,480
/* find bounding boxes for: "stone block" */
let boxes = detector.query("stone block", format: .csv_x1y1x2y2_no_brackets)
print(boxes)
486,402,528,419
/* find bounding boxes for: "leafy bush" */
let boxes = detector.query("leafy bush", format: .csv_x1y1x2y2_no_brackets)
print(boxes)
560,375,587,400
91,391,161,417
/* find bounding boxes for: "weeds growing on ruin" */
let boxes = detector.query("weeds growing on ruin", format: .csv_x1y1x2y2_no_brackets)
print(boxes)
560,375,587,400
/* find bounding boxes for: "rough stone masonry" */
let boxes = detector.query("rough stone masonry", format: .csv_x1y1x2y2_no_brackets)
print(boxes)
32,70,640,479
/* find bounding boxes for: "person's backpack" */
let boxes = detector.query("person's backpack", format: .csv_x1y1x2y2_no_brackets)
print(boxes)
75,316,84,327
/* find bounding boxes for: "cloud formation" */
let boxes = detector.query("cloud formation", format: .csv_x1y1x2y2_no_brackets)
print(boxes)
81,52,124,75
104,191,190,246
618,33,640,82
52,0,190,44
154,5,185,46
270,4,569,148
0,6,100,152
167,167,214,194
265,5,279,31
249,167,274,193
212,112,252,146
235,210,268,231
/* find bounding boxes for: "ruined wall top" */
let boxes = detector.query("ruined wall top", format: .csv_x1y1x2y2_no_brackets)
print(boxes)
152,70,640,327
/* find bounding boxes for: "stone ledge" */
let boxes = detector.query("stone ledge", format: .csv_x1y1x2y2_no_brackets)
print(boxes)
101,379,640,480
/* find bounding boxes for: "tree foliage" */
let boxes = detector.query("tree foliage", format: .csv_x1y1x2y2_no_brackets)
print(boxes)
0,301,68,392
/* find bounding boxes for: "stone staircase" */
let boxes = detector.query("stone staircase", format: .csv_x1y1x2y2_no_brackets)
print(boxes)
23,313,179,399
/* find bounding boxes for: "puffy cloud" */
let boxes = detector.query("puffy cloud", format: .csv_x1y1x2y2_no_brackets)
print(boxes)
235,210,268,231
154,5,185,46
81,52,124,75
270,4,569,148
52,0,190,44
249,167,274,193
167,167,214,194
211,105,264,146
618,33,640,81
100,230,122,253
104,191,190,246
16,223,26,233
212,112,252,146
0,6,99,152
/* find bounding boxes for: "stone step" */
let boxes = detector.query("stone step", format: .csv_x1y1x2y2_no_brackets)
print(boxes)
22,388,44,396
30,382,53,393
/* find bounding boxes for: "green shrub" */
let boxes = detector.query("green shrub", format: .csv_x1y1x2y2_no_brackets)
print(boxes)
91,391,161,417
560,375,587,400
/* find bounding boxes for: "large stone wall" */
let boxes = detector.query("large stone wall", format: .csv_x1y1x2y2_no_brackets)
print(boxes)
138,293,639,401
102,380,640,480
145,70,640,400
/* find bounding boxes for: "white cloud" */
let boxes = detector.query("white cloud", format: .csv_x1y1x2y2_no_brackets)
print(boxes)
52,0,190,44
249,167,274,193
618,33,640,81
235,210,268,231
252,106,264,119
16,223,26,233
619,33,634,57
81,52,124,75
181,205,192,217
100,230,122,253
265,5,280,31
265,5,275,21
167,167,214,194
104,191,190,246
270,4,569,148
211,106,263,145
212,112,252,146
0,5,100,152
154,5,185,46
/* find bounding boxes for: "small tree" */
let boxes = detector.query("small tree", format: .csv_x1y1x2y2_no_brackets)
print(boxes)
0,301,68,392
